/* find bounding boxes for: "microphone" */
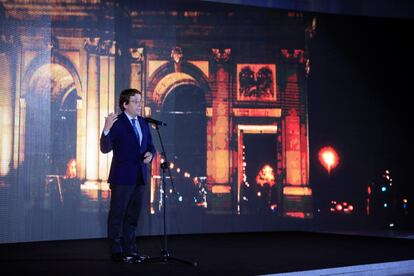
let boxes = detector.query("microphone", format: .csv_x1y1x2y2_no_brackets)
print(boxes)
144,117,167,126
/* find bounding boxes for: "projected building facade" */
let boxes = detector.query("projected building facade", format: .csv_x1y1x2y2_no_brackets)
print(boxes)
0,0,313,228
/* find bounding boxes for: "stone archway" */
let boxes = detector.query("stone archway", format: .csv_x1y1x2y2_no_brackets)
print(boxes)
147,63,211,213
21,61,80,201
22,52,83,97
147,61,210,111
153,72,199,107
20,52,83,166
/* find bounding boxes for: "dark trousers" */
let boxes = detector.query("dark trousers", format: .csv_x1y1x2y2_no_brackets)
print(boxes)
107,184,145,255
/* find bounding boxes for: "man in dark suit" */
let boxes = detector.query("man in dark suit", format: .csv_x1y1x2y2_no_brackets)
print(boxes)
100,88,156,263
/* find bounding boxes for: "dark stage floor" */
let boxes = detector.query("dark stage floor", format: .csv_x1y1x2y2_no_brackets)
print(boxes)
1,231,414,275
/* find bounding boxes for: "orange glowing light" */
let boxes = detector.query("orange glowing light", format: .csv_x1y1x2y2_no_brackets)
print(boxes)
212,185,231,194
256,165,275,187
65,159,77,178
318,146,339,174
196,202,208,208
283,186,312,196
285,212,305,218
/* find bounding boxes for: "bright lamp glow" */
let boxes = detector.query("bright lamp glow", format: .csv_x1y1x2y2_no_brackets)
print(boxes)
318,146,339,174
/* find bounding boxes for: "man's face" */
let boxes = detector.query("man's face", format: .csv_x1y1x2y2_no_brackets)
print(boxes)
123,93,142,117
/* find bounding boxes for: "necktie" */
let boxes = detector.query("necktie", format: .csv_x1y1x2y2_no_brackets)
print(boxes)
131,118,141,145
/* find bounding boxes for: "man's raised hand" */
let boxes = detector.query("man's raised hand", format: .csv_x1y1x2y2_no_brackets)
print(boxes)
104,112,118,132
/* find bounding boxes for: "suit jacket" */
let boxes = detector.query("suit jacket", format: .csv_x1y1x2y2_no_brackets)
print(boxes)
100,112,156,185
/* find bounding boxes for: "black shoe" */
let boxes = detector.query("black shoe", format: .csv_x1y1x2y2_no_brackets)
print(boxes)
123,255,136,264
125,252,149,263
111,253,124,262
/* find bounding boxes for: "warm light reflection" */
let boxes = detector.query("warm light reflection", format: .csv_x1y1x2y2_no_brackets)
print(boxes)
232,108,281,118
80,181,110,201
285,212,305,218
318,146,339,174
212,185,231,194
330,200,354,214
65,159,77,178
237,125,278,133
196,201,208,208
283,186,312,196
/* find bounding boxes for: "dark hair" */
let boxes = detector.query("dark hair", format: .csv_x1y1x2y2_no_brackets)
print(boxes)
119,88,141,111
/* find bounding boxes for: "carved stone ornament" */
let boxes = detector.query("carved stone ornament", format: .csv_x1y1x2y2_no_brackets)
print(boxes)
130,47,144,62
171,46,183,64
98,39,114,55
84,37,100,54
281,48,310,77
211,48,231,63
281,49,305,61
44,35,59,50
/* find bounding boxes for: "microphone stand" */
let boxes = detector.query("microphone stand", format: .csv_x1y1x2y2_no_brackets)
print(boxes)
143,122,197,267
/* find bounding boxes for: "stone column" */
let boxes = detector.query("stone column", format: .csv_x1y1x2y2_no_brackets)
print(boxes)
98,40,116,181
280,48,312,218
84,38,100,181
129,47,144,92
280,49,310,186
207,48,232,213
0,35,14,176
